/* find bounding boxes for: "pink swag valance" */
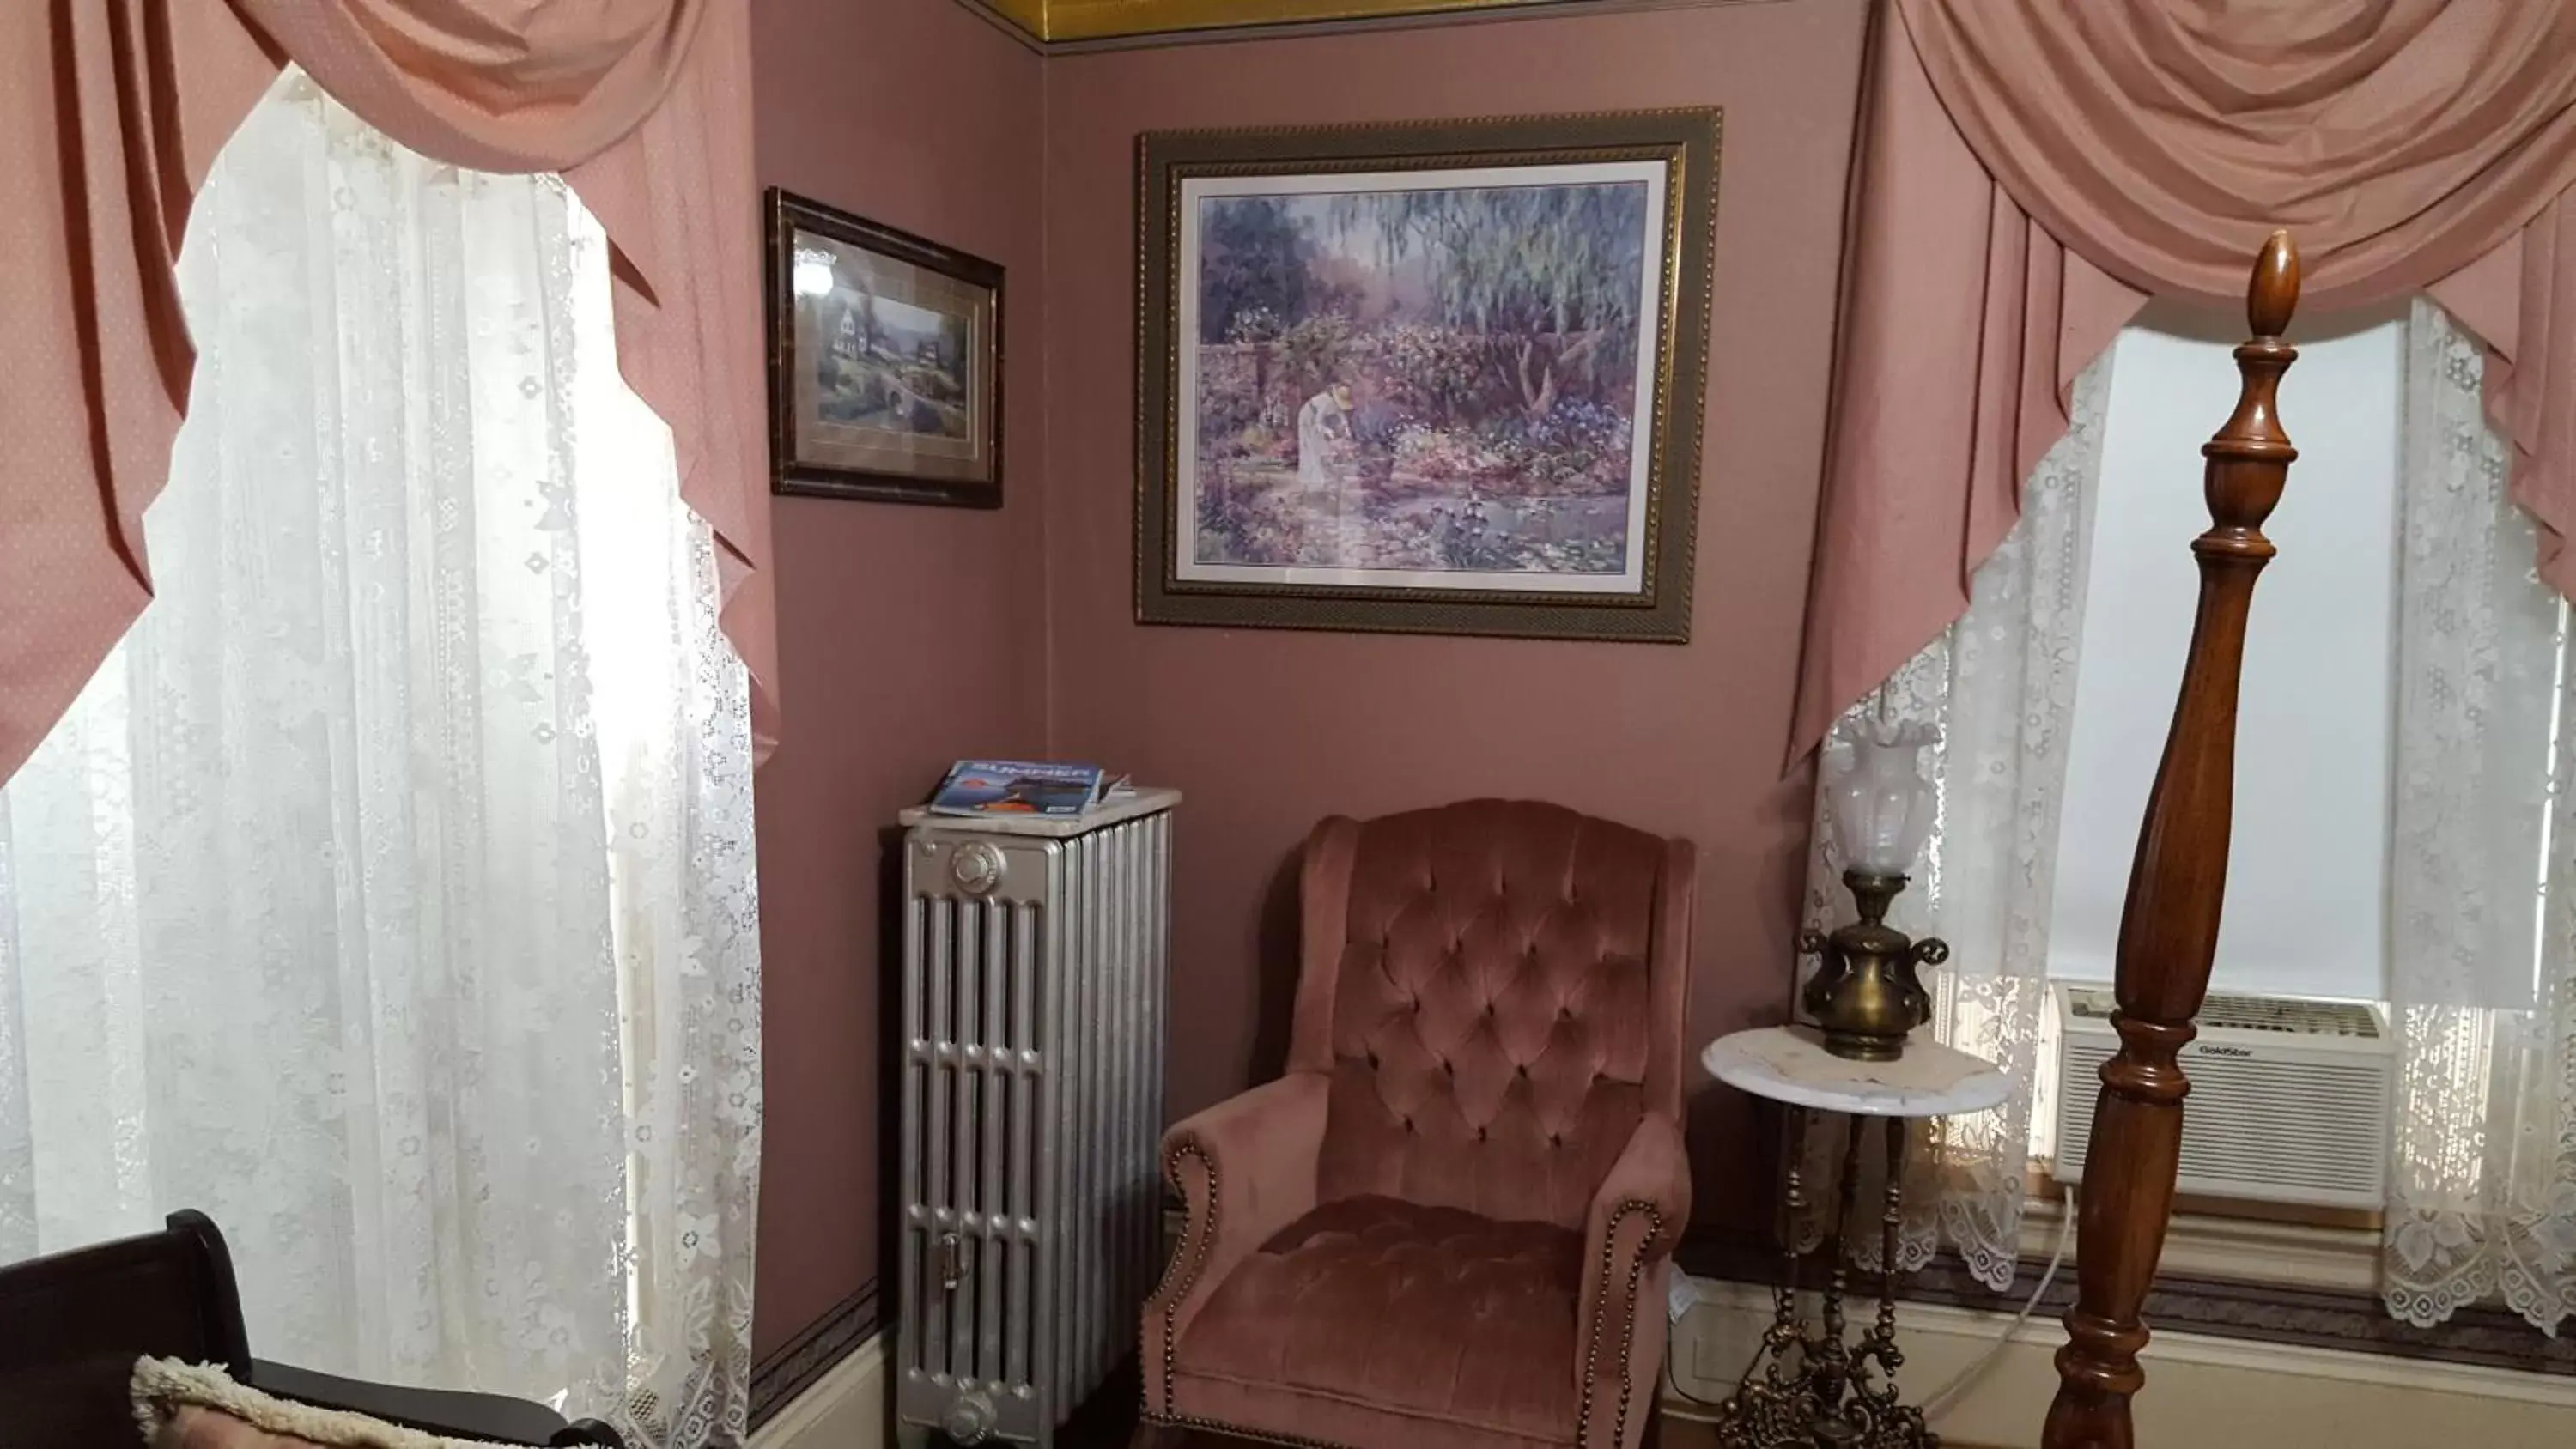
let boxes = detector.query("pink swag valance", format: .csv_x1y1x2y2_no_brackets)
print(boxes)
1,0,775,788
1791,0,2576,761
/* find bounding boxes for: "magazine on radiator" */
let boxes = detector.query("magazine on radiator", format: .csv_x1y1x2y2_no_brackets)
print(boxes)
927,760,1128,817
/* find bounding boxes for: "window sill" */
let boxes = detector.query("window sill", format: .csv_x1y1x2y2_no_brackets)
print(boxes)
2016,1188,2383,1296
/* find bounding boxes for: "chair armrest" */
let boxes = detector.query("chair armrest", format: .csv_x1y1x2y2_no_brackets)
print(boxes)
1140,1070,1330,1418
1573,1113,1691,1449
247,1360,625,1446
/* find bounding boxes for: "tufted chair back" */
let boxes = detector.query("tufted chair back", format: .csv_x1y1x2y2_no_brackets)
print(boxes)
1289,800,1693,1229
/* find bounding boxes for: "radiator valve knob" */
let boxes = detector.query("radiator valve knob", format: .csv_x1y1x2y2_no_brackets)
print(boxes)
943,1391,997,1445
951,841,1005,895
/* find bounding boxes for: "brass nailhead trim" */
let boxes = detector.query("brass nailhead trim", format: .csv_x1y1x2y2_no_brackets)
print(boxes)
1145,1142,1219,1420
1609,1204,1657,1449
1576,1198,1665,1449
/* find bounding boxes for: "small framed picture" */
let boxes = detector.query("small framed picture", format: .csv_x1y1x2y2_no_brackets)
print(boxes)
1136,110,1719,640
765,189,1004,506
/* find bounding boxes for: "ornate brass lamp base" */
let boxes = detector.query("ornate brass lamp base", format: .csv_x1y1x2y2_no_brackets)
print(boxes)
1800,870,1947,1063
1715,1108,1936,1449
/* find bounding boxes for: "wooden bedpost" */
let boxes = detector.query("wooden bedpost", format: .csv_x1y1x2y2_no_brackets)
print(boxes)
2040,231,2300,1449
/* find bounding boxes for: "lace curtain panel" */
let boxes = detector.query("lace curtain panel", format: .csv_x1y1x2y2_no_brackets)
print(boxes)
2383,297,2576,1336
1794,355,2115,1288
0,71,762,1445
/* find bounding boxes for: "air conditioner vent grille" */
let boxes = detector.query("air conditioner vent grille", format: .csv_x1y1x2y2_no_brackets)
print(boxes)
2064,985,2380,1038
2054,984,2392,1212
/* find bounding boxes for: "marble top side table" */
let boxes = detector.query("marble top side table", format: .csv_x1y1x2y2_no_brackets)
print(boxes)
1698,1027,2011,1449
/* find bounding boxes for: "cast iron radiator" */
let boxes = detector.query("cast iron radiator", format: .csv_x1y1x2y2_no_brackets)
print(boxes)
893,788,1178,1449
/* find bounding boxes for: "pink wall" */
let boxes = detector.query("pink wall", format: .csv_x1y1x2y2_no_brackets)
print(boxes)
1041,2,1868,1226
748,0,1047,1356
746,0,1868,1360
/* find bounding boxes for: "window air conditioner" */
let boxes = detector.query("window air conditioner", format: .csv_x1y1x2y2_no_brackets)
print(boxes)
2050,982,2391,1213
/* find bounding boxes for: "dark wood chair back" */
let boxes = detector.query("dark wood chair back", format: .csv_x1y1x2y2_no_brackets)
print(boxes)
0,1210,252,1447
0,1209,623,1446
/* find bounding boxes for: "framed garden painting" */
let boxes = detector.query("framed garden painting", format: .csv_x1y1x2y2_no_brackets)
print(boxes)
1135,109,1719,640
766,188,1004,507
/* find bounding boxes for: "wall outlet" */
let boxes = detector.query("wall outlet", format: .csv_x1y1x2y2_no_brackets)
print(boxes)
1664,1272,1739,1394
1673,1279,1768,1394
1691,1317,1733,1388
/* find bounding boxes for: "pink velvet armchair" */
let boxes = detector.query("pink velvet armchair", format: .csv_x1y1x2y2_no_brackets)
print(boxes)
1141,800,1695,1449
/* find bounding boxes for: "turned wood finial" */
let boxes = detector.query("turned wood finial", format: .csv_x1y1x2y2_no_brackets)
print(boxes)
2202,230,2301,537
2246,229,2299,340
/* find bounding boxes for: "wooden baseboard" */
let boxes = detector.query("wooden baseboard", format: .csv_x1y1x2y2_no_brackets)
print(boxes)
750,1328,888,1449
1680,1218,2576,1379
750,1282,883,1429
1668,1277,2576,1449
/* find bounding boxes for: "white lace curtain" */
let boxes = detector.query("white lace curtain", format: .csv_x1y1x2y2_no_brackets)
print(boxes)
0,72,762,1443
2383,298,2576,1337
1795,355,2116,1288
1799,298,2576,1334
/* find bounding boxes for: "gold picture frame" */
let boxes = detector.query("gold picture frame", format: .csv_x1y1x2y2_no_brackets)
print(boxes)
1135,109,1719,640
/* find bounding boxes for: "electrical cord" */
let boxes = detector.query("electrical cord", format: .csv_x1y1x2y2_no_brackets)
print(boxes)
1916,1185,2076,1419
1662,1297,1725,1410
1662,1185,2079,1426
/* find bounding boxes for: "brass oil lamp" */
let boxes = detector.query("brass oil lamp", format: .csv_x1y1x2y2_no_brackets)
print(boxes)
1799,718,1947,1061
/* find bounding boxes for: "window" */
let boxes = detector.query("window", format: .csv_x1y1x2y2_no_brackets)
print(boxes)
2051,302,2409,1000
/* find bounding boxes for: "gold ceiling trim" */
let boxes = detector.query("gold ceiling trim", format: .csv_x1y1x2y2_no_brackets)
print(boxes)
979,0,1051,37
973,0,1566,44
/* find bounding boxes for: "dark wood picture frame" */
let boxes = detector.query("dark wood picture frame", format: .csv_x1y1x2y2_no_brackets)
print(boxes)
1134,109,1720,640
765,188,1005,508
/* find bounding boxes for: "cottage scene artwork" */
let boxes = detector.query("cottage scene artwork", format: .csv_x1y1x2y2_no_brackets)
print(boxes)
813,282,973,441
767,189,1003,507
1176,162,1667,595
